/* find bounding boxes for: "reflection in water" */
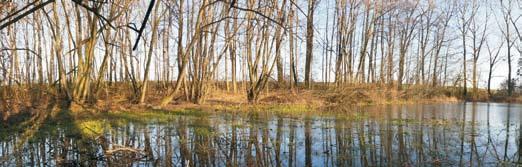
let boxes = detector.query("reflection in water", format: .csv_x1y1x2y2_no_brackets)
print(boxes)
0,103,521,166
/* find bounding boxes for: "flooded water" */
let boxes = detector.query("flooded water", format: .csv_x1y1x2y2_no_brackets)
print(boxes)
0,103,521,166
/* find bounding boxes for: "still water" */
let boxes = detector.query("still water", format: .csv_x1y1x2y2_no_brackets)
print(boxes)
0,103,520,166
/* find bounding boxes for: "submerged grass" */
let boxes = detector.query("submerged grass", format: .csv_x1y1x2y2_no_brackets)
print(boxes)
76,120,109,137
206,103,315,113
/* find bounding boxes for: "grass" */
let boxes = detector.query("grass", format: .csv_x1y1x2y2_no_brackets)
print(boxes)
75,120,109,137
1,83,520,118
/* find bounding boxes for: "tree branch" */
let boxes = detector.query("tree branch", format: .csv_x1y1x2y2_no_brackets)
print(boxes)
0,0,55,30
132,0,156,51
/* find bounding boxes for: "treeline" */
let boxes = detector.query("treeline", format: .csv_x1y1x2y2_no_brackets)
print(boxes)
0,0,520,106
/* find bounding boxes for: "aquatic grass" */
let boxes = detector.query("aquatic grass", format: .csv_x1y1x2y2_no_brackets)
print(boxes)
207,103,317,114
390,118,420,126
229,119,246,129
75,120,109,138
351,112,369,121
0,113,38,139
194,127,214,137
0,124,26,140
231,123,245,129
333,112,370,122
265,104,314,113
103,108,207,124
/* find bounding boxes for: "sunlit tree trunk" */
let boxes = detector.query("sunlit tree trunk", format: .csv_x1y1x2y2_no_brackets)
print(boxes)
304,0,317,88
229,7,238,93
289,8,298,90
50,2,71,101
397,2,419,90
432,7,452,87
160,0,208,106
469,6,487,98
139,1,161,104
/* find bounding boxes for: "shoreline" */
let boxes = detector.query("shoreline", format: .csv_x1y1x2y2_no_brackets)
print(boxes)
2,85,521,116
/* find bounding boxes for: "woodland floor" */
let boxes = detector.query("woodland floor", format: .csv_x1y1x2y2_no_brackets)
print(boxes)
1,83,521,116
76,84,521,114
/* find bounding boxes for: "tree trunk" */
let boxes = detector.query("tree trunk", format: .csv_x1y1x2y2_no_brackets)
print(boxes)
139,1,160,104
304,0,316,88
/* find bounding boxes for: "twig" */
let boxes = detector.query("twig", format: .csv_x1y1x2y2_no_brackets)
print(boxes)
0,0,55,30
132,0,156,50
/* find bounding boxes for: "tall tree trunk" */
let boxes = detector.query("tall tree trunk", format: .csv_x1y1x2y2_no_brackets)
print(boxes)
304,0,316,88
289,8,297,90
51,2,71,101
160,0,208,106
139,1,160,104
274,0,286,86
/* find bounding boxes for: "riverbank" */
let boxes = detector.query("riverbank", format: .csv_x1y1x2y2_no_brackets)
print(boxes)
71,85,464,113
1,84,521,116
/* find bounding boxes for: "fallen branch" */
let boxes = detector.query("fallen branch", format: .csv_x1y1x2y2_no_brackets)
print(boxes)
105,144,145,156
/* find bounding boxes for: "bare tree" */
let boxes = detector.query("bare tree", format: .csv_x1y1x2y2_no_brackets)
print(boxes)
432,3,454,86
304,0,318,88
499,0,516,96
396,1,420,90
139,0,161,104
486,41,504,96
457,0,479,97
469,4,488,98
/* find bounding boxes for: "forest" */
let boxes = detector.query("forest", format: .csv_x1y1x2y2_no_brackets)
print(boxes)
0,0,521,166
0,0,521,111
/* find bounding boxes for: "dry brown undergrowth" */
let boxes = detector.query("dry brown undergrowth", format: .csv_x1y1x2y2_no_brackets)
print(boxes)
1,84,521,115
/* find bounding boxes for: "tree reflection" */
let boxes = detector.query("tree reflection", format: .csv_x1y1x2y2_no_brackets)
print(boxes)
0,103,520,166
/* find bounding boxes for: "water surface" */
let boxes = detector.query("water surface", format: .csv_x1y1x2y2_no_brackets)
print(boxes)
0,103,520,166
